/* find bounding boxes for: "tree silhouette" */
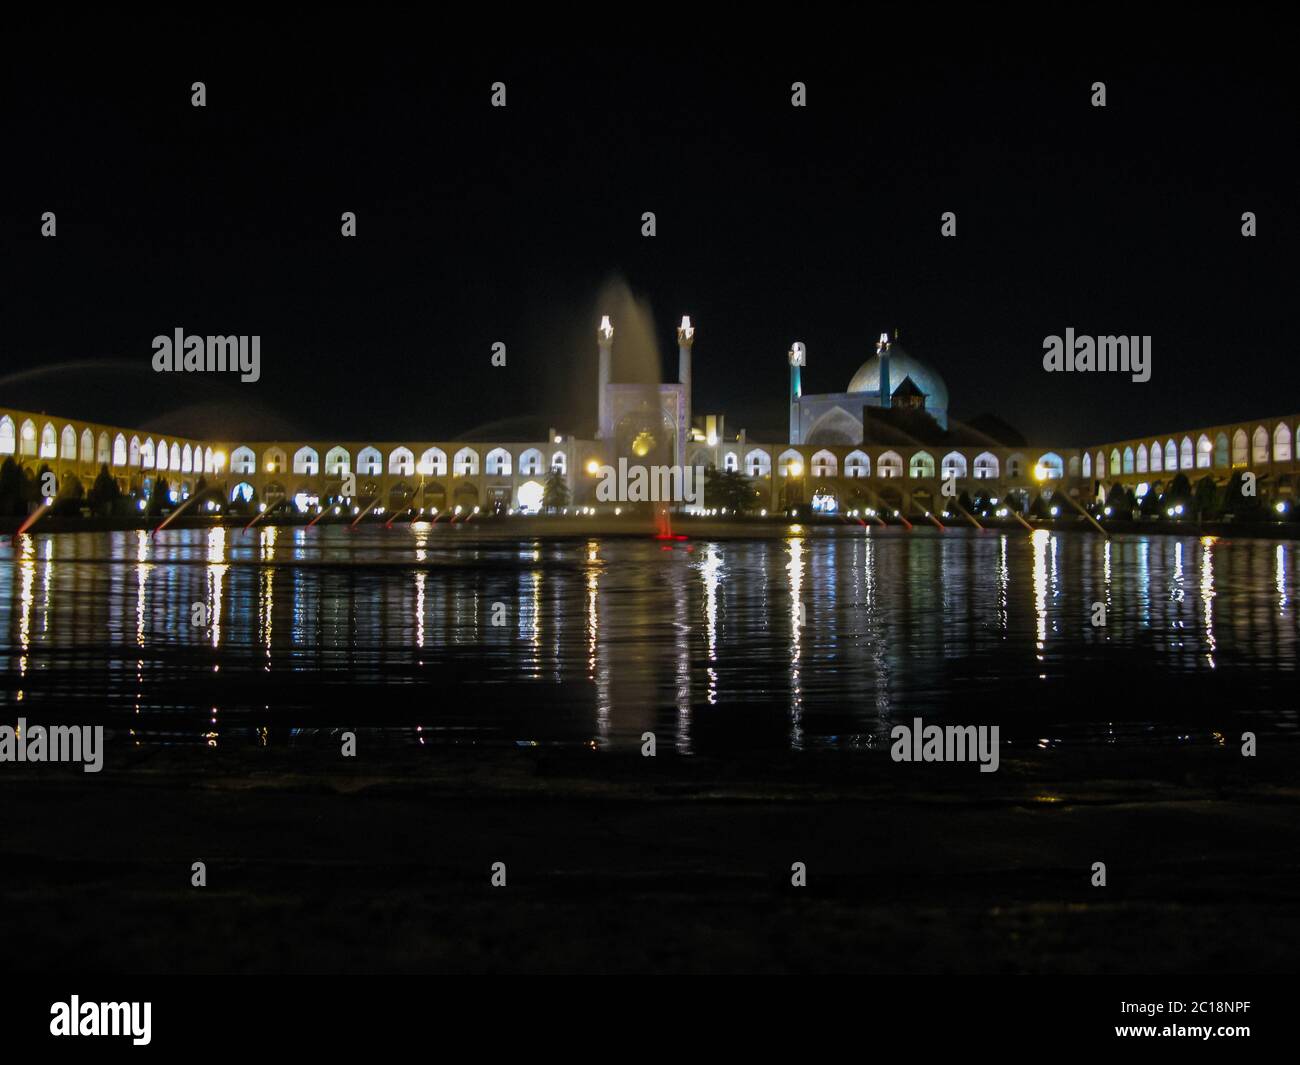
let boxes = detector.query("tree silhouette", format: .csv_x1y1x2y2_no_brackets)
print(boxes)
88,464,122,516
542,468,569,511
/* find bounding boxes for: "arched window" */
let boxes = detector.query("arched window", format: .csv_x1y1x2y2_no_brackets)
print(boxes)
1232,429,1248,465
940,452,968,479
324,447,351,475
1164,440,1177,470
82,429,96,464
877,451,903,478
357,447,383,475
485,447,511,475
1082,452,1092,478
294,447,320,475
389,447,415,475
1214,433,1229,468
104,433,117,467
1150,441,1162,472
204,448,215,474
1252,426,1270,464
777,449,803,476
1274,423,1292,462
453,447,479,477
845,450,869,478
910,451,935,478
114,435,128,467
974,452,999,480
1196,434,1213,469
1122,448,1135,474
1136,444,1148,473
1038,452,1065,479
745,449,771,477
1178,437,1193,470
60,425,77,459
40,423,57,458
418,447,446,476
231,444,258,475
723,452,739,473
811,449,836,477
129,436,141,467
229,446,256,474
264,447,286,474
0,416,15,455
551,451,567,475
19,419,37,456
180,444,192,473
1108,449,1120,476
518,448,544,475
141,439,158,468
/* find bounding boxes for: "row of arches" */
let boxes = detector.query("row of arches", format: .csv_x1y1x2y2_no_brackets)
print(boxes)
230,445,567,479
721,448,1063,481
230,478,492,511
0,415,215,473
1090,425,1299,479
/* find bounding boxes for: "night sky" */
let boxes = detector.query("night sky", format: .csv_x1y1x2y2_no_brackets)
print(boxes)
2,20,1294,447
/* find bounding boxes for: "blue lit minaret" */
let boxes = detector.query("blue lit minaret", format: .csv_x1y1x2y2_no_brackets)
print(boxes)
877,332,891,409
788,341,806,443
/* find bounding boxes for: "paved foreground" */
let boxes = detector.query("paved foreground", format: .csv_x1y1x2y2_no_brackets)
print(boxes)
2,743,1297,973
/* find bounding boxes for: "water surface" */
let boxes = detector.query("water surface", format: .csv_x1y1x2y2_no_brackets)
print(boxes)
1,526,1296,752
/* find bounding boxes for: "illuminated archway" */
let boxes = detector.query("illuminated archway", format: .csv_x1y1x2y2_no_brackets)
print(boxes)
877,451,903,478
389,447,415,475
517,479,545,512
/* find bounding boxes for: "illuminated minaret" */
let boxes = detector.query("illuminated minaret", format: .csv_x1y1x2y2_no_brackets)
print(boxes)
596,315,613,439
877,332,891,409
788,341,806,443
677,315,695,448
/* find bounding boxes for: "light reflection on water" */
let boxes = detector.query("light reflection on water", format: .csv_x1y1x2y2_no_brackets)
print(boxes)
0,526,1296,752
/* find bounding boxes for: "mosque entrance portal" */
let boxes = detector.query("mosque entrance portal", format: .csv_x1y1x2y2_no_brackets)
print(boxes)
614,407,676,468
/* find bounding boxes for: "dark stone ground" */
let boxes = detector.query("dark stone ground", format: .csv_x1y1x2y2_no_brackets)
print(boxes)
2,743,1298,974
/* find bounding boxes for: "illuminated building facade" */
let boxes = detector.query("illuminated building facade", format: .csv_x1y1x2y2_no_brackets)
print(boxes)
2,317,1297,518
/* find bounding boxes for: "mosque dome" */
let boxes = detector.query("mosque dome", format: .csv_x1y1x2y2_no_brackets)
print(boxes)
846,343,949,411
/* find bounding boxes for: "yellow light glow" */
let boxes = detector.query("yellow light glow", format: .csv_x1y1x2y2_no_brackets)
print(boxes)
788,462,803,477
631,431,654,458
1034,465,1047,481
586,459,601,475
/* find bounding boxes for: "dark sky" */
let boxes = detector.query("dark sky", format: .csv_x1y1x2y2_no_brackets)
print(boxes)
2,19,1294,447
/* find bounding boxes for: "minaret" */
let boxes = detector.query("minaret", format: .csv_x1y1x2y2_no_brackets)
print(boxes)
677,316,695,450
788,341,806,443
596,315,613,439
877,332,891,409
